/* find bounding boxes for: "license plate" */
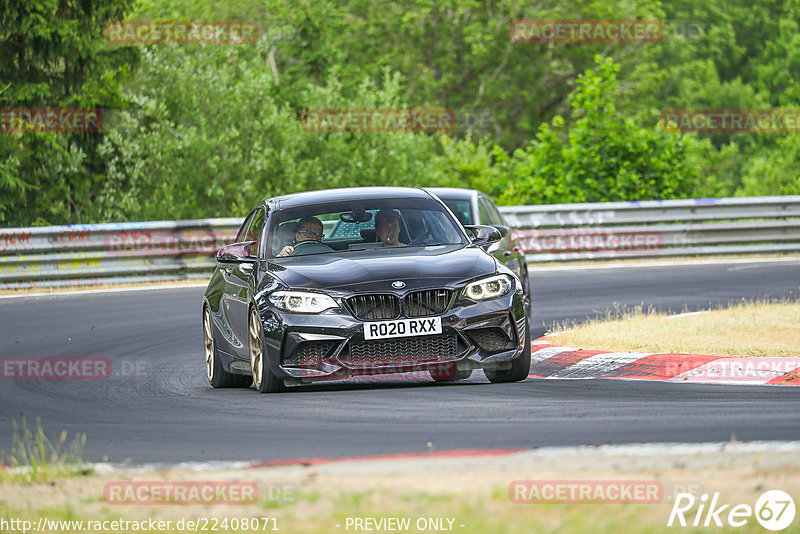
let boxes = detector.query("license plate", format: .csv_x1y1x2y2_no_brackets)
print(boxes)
363,317,442,340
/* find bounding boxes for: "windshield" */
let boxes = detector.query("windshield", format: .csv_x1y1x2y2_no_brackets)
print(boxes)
440,198,473,225
267,197,467,258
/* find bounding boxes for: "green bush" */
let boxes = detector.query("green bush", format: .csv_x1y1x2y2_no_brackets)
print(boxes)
96,46,441,221
498,56,705,205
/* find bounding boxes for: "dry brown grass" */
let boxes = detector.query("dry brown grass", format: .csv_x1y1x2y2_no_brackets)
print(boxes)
549,299,800,357
3,446,800,534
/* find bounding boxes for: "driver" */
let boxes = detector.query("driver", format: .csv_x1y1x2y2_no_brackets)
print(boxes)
277,216,324,256
375,209,405,248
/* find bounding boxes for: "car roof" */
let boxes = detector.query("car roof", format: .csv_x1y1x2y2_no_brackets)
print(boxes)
264,186,437,210
426,187,481,201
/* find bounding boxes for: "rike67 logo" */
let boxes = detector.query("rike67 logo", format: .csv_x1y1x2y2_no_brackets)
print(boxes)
668,490,796,530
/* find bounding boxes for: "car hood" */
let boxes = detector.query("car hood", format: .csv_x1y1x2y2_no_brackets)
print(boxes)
266,245,497,292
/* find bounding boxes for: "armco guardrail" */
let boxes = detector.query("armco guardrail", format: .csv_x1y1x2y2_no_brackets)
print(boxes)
498,195,800,262
0,219,241,290
2,196,799,289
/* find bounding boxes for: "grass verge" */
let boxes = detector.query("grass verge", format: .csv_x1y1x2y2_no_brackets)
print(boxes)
0,417,91,483
548,298,800,357
1,451,798,534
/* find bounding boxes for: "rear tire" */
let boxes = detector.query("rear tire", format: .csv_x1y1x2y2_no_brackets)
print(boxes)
249,307,286,393
204,305,250,388
484,318,531,383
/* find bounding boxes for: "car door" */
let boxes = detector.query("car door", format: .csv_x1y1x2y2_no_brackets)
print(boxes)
216,209,256,358
215,210,254,355
226,207,264,360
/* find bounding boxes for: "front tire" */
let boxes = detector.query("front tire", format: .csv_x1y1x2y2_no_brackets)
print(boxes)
521,264,532,323
484,318,531,383
204,305,250,388
249,307,286,393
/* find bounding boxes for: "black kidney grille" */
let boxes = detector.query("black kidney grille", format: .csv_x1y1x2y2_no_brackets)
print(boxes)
348,334,457,366
404,289,453,317
346,294,401,321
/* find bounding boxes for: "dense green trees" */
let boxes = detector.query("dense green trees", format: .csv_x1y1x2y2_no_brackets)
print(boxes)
96,46,442,220
0,0,137,225
498,57,706,205
2,0,798,226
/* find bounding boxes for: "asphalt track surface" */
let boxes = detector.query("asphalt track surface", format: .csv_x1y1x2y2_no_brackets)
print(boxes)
1,260,799,464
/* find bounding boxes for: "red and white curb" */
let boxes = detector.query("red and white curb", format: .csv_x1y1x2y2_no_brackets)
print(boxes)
529,338,800,386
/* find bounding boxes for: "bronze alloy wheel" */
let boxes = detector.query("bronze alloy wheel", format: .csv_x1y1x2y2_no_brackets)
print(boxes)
203,306,215,382
249,307,264,389
249,306,286,393
204,304,250,388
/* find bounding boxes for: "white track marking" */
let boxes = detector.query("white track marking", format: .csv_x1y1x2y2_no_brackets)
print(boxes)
528,257,800,271
665,310,713,319
550,351,651,378
530,346,578,363
0,283,208,300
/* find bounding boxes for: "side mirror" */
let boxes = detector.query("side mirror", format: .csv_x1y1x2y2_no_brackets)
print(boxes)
491,225,510,238
216,241,257,263
464,225,502,247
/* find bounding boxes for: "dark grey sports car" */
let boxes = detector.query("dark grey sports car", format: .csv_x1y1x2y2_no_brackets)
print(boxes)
202,187,531,393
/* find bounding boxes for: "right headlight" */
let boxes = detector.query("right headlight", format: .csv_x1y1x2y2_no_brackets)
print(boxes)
462,274,514,301
269,291,338,313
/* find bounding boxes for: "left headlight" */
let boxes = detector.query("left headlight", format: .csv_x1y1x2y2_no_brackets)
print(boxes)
269,291,338,313
463,274,514,301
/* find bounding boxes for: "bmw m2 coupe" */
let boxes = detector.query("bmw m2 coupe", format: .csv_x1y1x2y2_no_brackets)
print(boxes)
202,187,531,393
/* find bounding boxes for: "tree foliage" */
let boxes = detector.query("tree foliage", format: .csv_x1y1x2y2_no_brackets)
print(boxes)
2,0,799,226
0,0,137,225
502,57,703,205
96,45,442,221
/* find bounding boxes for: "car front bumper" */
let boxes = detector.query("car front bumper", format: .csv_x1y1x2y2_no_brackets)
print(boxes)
257,287,528,383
